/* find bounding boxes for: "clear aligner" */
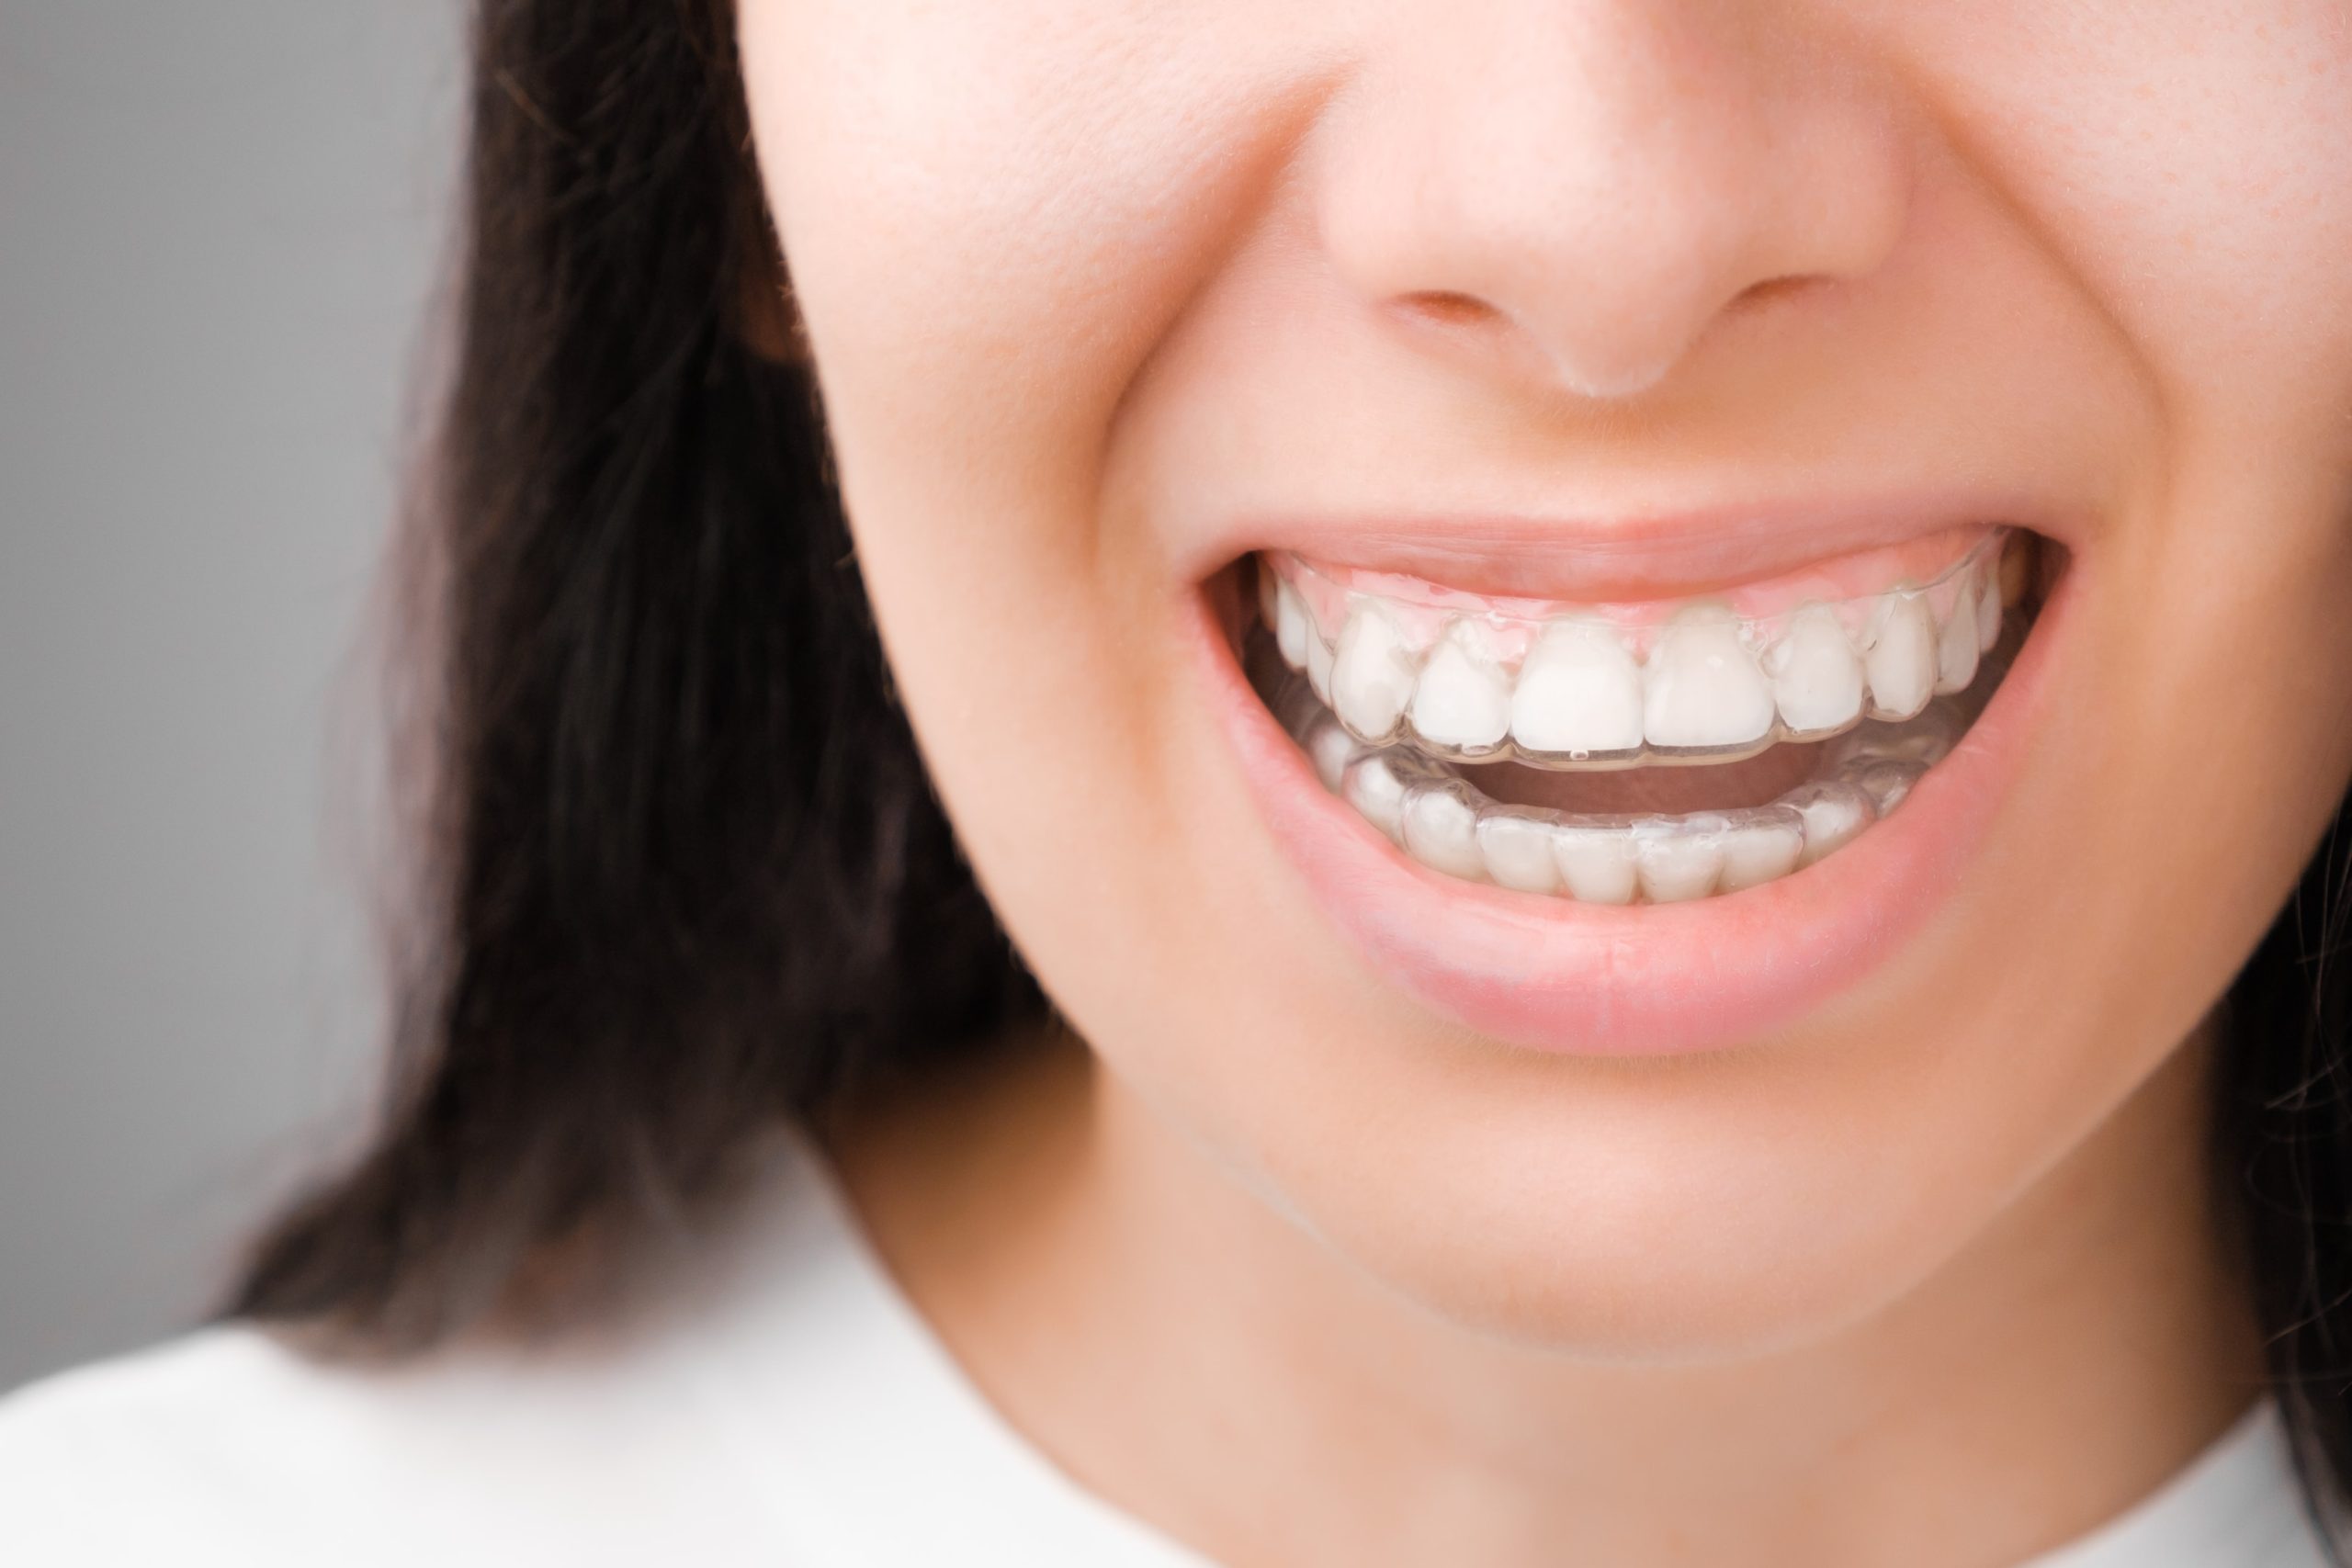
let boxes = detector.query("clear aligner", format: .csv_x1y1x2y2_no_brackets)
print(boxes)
1261,529,2012,771
1272,671,1979,905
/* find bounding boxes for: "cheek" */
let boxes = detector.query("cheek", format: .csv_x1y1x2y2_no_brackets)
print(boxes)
1932,0,2352,1062
736,0,1332,795
735,3,1364,1102
1908,1,2352,437
738,0,1318,523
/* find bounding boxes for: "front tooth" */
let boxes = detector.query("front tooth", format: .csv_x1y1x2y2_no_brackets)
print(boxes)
1510,620,1645,756
1555,825,1640,905
1477,812,1563,895
1718,808,1805,892
1643,611,1776,750
1330,603,1419,741
1275,577,1311,670
1863,592,1936,719
1935,581,1981,694
1400,782,1487,881
1408,623,1512,751
1768,605,1865,735
1783,781,1877,868
1634,820,1726,903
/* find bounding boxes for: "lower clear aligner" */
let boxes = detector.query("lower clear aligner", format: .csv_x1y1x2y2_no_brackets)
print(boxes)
1275,672,1980,904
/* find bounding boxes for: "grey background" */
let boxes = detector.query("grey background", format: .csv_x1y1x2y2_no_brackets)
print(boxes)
2,4,462,1393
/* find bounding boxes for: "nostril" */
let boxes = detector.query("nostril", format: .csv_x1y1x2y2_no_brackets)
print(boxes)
1728,273,1826,317
1397,290,1500,331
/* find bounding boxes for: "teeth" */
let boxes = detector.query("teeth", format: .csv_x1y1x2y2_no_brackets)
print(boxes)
1265,528,2017,780
1400,780,1488,881
1306,628,1336,705
1643,611,1776,751
1511,620,1646,758
1783,781,1876,869
1718,807,1805,892
1477,811,1563,895
1341,753,1413,845
1555,827,1641,905
1634,819,1727,903
1976,570,2002,652
1846,759,1928,815
1330,603,1419,741
1301,702,1937,904
1304,694,1938,902
1936,578,1981,694
1306,720,1359,794
1275,577,1311,670
1408,624,1513,752
1768,605,1866,736
1863,592,1937,720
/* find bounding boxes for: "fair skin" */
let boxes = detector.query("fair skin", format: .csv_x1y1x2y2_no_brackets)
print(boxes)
737,4,2352,1564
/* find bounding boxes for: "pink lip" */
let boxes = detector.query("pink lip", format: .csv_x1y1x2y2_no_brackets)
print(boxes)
1192,564,2065,1058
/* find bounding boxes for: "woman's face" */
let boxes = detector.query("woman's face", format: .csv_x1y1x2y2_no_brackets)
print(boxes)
739,3,2352,1350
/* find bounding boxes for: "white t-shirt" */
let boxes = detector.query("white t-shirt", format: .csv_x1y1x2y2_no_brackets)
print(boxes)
0,1133,2335,1567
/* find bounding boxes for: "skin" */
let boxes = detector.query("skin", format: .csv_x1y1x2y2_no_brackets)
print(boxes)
736,3,2352,1562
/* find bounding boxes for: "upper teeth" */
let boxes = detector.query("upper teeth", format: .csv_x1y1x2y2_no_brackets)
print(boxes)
1510,620,1646,756
1264,531,2009,767
1408,624,1514,750
1862,592,1938,720
1642,609,1779,750
1768,604,1867,732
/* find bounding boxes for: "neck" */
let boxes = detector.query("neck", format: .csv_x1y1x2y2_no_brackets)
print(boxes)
828,1021,2261,1567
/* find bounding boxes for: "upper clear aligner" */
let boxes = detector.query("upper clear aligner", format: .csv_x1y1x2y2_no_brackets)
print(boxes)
1261,529,2011,772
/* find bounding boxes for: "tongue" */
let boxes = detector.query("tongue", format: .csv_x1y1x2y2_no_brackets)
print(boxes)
1461,741,1827,817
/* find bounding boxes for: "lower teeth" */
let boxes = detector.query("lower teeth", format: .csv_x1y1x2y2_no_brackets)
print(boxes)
1259,623,2014,904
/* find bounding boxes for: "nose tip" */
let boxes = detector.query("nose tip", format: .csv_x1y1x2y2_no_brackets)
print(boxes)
1317,4,1913,402
1391,283,1820,405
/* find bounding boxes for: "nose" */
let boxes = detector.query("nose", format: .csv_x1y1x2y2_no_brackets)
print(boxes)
1314,0,1913,401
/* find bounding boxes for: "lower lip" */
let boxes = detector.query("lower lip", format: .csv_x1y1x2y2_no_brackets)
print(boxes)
1192,573,2064,1057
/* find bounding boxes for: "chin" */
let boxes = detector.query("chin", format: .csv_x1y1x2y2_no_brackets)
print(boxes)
1203,1039,2005,1361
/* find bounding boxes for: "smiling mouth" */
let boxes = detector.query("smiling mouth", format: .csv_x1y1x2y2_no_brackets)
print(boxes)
1242,525,2049,904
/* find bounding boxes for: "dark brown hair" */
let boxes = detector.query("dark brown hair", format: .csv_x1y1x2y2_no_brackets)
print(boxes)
233,0,2352,1551
229,0,1035,1345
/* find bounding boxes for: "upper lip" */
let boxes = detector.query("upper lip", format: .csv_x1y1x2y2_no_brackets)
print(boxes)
1181,489,2074,603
